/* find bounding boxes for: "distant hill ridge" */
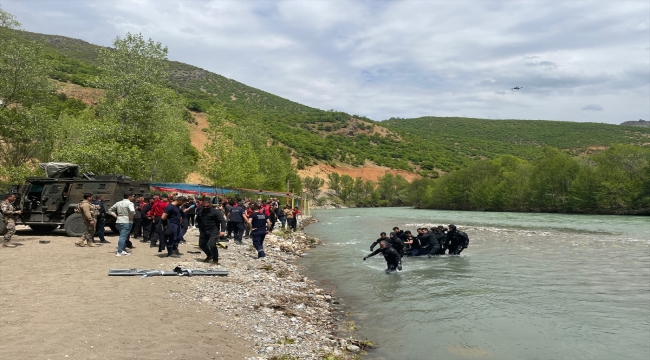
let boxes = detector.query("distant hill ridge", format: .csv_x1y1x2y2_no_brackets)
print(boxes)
7,30,650,174
621,119,649,128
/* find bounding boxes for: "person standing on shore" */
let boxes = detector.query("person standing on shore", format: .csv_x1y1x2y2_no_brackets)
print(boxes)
1,193,21,248
92,195,109,244
107,193,136,256
162,196,186,257
140,197,153,243
283,205,294,231
150,194,168,248
75,193,98,248
186,197,196,228
228,200,247,245
196,197,227,266
249,204,271,258
276,205,286,229
131,196,144,239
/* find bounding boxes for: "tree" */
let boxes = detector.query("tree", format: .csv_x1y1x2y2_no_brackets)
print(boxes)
303,176,325,199
338,174,355,204
53,32,193,182
0,8,55,190
377,173,409,206
327,172,341,195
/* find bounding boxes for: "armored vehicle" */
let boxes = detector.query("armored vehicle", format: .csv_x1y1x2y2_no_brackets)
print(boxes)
2,163,150,237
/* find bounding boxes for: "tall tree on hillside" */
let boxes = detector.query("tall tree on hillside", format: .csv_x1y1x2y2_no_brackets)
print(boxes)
303,176,325,199
377,173,409,206
54,33,194,181
0,8,56,190
327,172,341,195
201,103,302,193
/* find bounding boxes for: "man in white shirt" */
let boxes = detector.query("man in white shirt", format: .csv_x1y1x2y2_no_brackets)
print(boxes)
108,193,136,256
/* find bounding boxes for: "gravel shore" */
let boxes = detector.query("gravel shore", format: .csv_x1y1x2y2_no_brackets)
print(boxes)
178,217,372,360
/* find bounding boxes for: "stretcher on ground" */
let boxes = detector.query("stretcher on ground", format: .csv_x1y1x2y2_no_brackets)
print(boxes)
108,267,228,278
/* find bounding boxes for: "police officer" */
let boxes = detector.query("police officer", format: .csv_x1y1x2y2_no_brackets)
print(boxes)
196,197,227,266
363,241,402,273
388,232,405,258
92,195,109,244
1,193,21,248
228,200,247,245
446,224,469,255
75,193,98,248
249,204,271,258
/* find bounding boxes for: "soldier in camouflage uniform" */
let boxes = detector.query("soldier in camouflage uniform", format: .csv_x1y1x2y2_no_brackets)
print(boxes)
75,193,98,247
1,193,22,248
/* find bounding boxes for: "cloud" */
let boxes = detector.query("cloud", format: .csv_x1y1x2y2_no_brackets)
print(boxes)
1,0,649,124
582,104,604,111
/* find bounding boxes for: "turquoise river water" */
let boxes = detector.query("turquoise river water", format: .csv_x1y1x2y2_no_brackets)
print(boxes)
300,208,650,360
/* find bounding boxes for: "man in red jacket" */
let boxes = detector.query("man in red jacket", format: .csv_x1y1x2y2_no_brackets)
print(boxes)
149,194,168,248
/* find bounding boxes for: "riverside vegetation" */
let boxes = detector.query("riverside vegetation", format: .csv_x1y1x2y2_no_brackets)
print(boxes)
1,7,648,214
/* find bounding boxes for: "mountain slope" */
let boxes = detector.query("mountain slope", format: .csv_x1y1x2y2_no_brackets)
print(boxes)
9,29,650,175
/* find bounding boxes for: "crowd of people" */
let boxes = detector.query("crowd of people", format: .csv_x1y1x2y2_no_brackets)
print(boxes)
70,192,302,265
363,225,470,273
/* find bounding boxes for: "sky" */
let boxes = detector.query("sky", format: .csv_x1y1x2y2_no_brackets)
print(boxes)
3,0,649,124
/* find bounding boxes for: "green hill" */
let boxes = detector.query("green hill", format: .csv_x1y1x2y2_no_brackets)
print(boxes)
8,30,650,174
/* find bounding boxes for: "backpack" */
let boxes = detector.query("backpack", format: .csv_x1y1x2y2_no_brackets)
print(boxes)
74,201,100,218
458,231,470,248
74,201,84,214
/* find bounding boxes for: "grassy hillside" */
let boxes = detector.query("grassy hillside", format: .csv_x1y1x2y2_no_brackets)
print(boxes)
9,30,650,174
384,116,650,169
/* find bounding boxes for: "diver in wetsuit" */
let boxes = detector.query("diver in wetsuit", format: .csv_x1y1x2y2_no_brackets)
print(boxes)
363,241,402,273
404,231,424,256
393,227,407,242
388,232,405,258
431,228,446,255
446,224,469,255
370,232,388,251
420,228,440,255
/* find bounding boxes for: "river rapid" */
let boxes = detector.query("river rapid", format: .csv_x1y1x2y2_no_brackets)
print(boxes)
300,208,650,360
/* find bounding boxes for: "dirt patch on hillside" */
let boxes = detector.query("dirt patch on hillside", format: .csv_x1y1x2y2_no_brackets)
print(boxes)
187,111,210,152
298,162,419,188
185,111,211,183
56,82,104,105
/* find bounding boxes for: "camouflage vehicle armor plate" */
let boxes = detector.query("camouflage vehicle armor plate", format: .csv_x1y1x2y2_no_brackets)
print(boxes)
0,163,150,237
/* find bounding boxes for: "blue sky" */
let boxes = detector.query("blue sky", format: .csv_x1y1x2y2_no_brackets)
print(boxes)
3,0,649,124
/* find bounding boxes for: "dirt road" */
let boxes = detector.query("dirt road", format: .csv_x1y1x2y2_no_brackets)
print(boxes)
0,226,254,360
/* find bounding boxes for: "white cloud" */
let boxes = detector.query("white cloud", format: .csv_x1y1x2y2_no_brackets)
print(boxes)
2,0,649,124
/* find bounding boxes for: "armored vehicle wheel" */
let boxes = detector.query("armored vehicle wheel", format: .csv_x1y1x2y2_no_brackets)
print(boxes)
109,225,119,234
29,224,58,233
64,214,88,237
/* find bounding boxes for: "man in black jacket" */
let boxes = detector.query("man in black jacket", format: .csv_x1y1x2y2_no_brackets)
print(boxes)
363,241,402,273
140,197,153,243
446,224,469,255
370,232,388,251
196,198,227,266
92,195,109,244
419,228,440,255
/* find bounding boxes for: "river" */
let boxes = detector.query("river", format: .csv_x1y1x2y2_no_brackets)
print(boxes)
300,208,650,360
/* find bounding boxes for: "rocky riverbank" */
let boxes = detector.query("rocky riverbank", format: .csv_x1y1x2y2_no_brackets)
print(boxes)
176,217,373,360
